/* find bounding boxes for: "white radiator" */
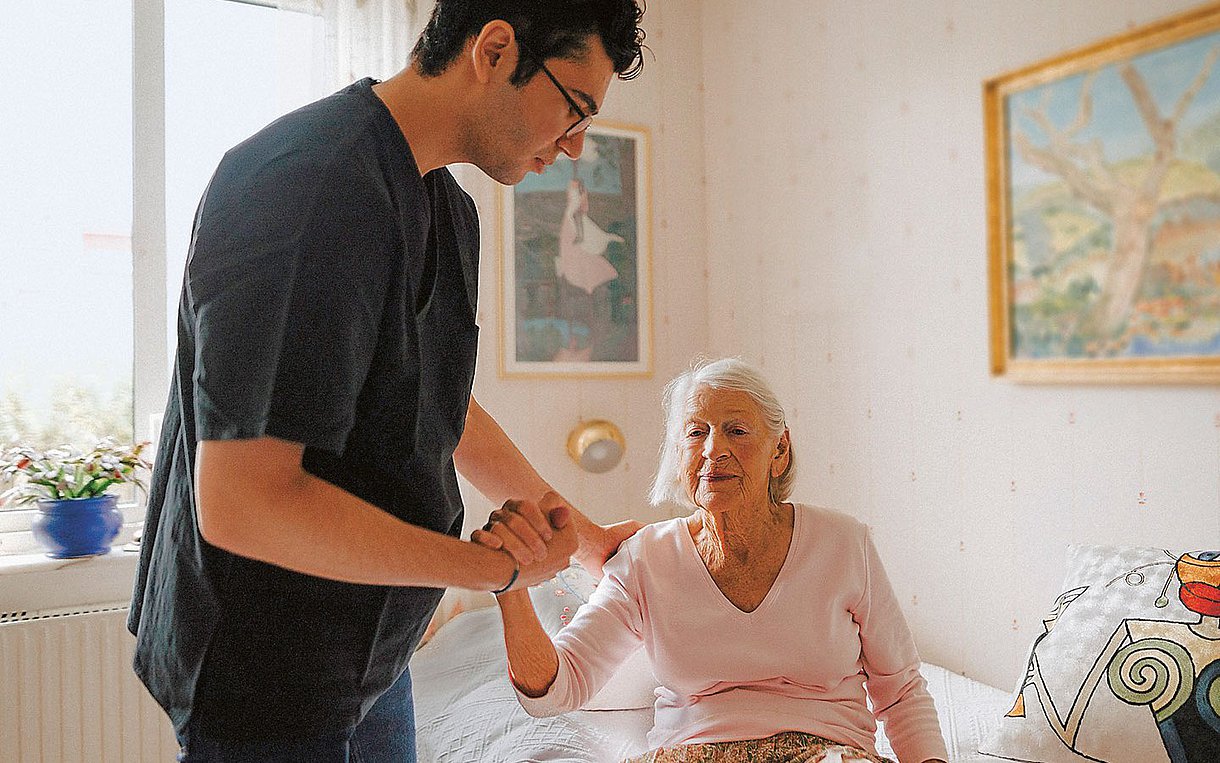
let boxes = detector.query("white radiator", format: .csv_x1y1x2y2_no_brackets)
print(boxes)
0,604,178,762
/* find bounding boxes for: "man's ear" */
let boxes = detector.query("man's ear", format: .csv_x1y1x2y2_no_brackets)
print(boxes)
470,19,517,85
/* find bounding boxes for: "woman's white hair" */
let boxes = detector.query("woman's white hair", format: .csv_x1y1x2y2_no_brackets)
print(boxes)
649,357,795,509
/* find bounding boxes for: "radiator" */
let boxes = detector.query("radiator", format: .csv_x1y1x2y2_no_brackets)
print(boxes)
0,604,178,762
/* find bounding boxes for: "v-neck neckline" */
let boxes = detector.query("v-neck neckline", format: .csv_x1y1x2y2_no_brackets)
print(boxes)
680,504,800,616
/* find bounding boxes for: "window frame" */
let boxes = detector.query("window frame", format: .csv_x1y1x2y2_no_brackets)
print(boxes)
133,0,170,468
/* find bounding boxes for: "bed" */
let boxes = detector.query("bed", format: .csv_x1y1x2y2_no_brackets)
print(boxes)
411,573,1012,763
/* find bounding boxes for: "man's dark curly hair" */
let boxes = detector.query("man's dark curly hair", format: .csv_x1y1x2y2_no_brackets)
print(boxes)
411,0,646,85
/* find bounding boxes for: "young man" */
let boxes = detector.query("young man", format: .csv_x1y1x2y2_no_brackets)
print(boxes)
128,2,647,760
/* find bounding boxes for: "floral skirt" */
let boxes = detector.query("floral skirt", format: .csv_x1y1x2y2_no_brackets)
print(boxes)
624,732,893,761
623,731,895,763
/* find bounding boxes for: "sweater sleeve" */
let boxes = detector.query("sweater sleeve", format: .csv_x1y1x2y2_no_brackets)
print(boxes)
514,545,646,717
855,529,948,763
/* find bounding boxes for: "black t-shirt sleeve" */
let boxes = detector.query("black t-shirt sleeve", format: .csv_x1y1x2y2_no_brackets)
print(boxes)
187,146,403,454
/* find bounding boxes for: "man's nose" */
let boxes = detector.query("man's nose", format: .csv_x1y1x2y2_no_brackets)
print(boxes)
559,130,587,160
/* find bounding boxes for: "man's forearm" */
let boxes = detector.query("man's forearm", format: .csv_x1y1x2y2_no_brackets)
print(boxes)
197,439,518,591
454,398,644,575
455,397,605,557
454,397,552,505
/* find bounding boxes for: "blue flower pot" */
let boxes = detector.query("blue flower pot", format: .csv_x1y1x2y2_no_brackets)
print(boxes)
32,495,123,558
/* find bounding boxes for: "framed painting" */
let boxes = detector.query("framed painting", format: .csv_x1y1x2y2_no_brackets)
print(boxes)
986,3,1220,383
498,121,652,378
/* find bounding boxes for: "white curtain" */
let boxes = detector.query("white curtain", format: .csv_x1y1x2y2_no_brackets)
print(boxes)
276,0,434,90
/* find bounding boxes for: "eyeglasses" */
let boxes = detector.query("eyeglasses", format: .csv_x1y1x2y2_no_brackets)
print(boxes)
530,56,596,139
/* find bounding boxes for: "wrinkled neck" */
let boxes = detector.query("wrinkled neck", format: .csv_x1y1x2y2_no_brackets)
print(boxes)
691,502,787,568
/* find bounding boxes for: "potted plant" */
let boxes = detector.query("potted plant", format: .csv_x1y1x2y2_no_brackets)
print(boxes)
0,438,151,558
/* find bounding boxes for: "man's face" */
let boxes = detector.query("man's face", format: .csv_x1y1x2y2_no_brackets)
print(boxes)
469,37,615,185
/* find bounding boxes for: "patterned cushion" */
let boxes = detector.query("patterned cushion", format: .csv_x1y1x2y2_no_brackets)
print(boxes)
529,564,659,711
979,544,1220,763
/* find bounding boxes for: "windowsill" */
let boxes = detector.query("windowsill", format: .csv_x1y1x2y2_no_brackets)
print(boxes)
0,543,140,575
0,544,141,617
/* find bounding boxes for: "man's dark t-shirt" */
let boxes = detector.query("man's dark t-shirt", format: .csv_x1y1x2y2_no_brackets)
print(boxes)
128,78,481,740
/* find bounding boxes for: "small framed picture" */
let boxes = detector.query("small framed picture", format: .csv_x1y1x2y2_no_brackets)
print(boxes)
498,121,652,378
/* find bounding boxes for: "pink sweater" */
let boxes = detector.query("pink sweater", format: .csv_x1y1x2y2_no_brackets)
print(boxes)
515,505,948,762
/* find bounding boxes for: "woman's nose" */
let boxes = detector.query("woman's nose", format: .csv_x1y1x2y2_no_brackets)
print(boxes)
702,432,729,460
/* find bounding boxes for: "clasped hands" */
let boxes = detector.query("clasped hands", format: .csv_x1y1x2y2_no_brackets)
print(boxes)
472,491,577,594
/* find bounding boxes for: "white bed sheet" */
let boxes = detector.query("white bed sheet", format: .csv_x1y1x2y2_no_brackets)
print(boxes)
411,607,1010,763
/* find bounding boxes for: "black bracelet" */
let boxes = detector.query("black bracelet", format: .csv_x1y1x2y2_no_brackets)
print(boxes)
491,558,520,595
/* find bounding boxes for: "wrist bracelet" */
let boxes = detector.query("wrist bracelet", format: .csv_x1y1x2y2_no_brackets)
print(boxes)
491,557,520,595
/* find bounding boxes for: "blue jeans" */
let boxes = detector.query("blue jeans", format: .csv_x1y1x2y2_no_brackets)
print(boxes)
176,668,417,762
351,667,417,763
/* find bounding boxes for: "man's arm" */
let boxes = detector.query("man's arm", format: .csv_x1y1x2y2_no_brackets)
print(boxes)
195,436,573,591
454,396,641,574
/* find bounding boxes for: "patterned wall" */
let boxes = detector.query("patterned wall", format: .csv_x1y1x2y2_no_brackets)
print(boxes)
700,0,1220,689
450,0,1218,693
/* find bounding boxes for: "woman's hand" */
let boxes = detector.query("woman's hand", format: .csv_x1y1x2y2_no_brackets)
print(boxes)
471,497,566,696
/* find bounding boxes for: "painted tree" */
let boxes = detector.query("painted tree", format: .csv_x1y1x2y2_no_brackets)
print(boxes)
1014,45,1220,348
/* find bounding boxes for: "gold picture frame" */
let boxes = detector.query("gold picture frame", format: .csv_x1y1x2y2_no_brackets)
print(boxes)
497,121,652,379
985,3,1220,384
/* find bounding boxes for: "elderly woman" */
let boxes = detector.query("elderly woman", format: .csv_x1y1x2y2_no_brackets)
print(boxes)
485,358,948,763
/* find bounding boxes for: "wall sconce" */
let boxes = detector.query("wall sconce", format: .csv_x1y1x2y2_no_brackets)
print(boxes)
566,419,625,473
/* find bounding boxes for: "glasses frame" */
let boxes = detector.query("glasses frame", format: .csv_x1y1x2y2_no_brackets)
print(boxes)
526,53,596,139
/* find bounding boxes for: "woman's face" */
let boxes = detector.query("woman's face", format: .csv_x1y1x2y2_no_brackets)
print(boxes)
679,385,789,513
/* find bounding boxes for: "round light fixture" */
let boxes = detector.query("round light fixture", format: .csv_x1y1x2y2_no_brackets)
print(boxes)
566,419,626,473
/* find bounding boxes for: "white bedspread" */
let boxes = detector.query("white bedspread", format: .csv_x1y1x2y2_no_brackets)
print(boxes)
411,607,1010,763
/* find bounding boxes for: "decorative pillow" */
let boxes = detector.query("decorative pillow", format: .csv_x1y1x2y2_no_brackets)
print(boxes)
418,587,495,648
528,564,660,711
979,544,1220,763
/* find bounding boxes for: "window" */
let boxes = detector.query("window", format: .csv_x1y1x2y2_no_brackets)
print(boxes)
0,0,325,549
0,1,135,455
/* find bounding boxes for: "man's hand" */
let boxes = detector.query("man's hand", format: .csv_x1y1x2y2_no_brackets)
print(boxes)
472,494,559,566
573,518,644,577
471,492,576,592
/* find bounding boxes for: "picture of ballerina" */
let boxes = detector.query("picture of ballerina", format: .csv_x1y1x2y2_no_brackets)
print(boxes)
551,176,622,362
557,178,621,296
1002,549,1220,762
499,123,652,377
